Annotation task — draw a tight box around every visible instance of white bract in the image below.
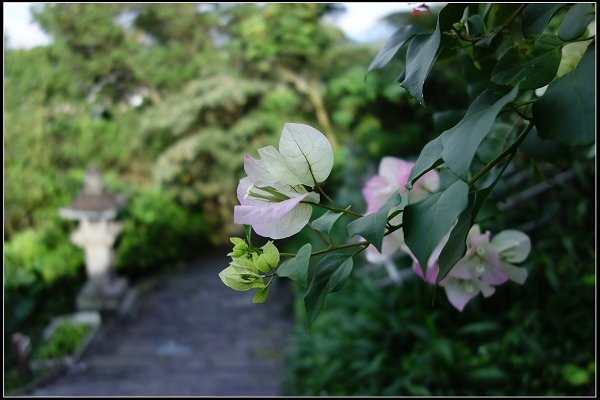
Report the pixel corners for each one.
[234,123,333,239]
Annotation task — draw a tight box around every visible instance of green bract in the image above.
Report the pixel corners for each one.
[218,257,265,292]
[220,236,280,300]
[252,241,280,273]
[229,237,249,258]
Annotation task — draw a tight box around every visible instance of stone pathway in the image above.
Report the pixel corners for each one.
[31,252,294,396]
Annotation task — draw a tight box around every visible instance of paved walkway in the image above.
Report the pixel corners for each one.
[32,252,294,396]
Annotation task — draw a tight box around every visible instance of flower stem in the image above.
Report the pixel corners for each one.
[315,184,334,203]
[280,223,403,258]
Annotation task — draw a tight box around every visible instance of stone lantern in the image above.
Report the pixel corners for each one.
[60,168,133,312]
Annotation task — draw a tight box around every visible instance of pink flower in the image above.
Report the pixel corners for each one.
[363,157,440,213]
[411,225,530,312]
[362,156,440,266]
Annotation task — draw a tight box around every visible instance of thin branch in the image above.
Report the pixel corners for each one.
[468,121,535,186]
[316,185,334,203]
[309,224,331,247]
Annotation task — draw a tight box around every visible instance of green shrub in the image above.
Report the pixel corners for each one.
[114,189,210,275]
[4,223,85,333]
[283,160,595,396]
[36,321,90,360]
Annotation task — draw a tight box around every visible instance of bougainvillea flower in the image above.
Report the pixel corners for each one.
[410,231,450,285]
[246,123,334,188]
[363,156,439,213]
[439,225,530,311]
[234,123,333,239]
[234,177,319,239]
[363,156,440,268]
[490,229,531,284]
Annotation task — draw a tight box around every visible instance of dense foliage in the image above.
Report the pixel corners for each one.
[216,3,595,395]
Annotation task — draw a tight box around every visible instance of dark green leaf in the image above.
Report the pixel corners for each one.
[441,86,520,179]
[433,110,466,135]
[276,243,311,287]
[400,30,440,105]
[464,57,498,98]
[392,4,465,105]
[408,135,444,187]
[521,3,567,37]
[558,3,595,41]
[481,3,494,21]
[533,45,595,146]
[311,211,343,235]
[437,196,475,283]
[466,15,485,37]
[347,192,403,252]
[304,254,353,326]
[367,25,422,72]
[474,31,499,48]
[492,34,564,89]
[486,3,523,31]
[403,180,469,272]
[438,4,469,32]
[520,126,568,162]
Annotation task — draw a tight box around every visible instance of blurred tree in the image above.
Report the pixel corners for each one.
[223,3,347,147]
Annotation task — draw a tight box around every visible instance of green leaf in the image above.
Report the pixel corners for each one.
[403,180,469,272]
[243,225,253,244]
[304,254,354,326]
[368,25,422,72]
[437,196,475,283]
[218,264,264,292]
[441,86,520,179]
[481,3,494,21]
[521,3,567,37]
[486,3,522,31]
[400,29,440,106]
[347,192,403,252]
[407,135,444,187]
[311,211,343,235]
[475,32,499,48]
[558,3,595,41]
[276,243,311,287]
[230,237,246,247]
[388,3,464,105]
[533,45,595,146]
[252,286,269,304]
[466,15,485,37]
[491,34,564,90]
[520,126,568,162]
[254,241,280,273]
[433,110,466,135]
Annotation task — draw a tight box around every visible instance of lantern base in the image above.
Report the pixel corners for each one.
[77,277,136,314]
